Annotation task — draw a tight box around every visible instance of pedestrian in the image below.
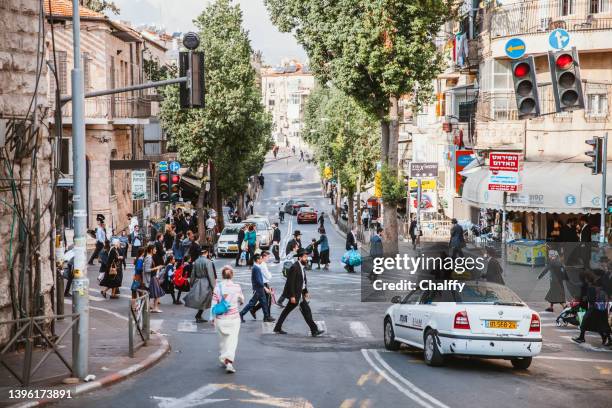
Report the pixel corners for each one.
[285,230,303,256]
[248,199,254,215]
[316,228,330,270]
[578,217,592,269]
[172,255,191,304]
[362,209,370,230]
[318,211,325,231]
[272,222,281,263]
[299,150,304,161]
[100,240,124,299]
[212,265,244,373]
[236,225,247,267]
[143,244,164,313]
[97,241,110,289]
[240,254,275,323]
[153,233,165,268]
[131,247,145,300]
[173,232,185,264]
[278,204,285,223]
[537,250,566,312]
[184,248,216,323]
[251,251,274,318]
[259,173,265,189]
[345,227,358,273]
[88,219,107,264]
[130,225,144,258]
[572,272,611,346]
[277,243,299,308]
[163,224,175,251]
[409,219,418,250]
[187,231,202,262]
[449,218,466,259]
[369,227,384,280]
[273,249,324,337]
[307,238,320,269]
[292,145,296,155]
[560,218,578,264]
[245,224,257,266]
[128,213,139,235]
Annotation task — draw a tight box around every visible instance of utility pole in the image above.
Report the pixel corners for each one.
[600,132,608,244]
[70,0,89,379]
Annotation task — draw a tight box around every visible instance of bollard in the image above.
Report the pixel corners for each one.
[143,295,150,343]
[128,304,134,358]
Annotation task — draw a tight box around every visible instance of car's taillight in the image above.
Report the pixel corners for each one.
[453,311,470,330]
[529,313,540,332]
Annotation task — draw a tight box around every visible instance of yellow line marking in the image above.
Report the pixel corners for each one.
[339,399,356,408]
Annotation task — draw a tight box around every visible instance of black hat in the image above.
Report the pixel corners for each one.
[295,248,308,257]
[293,230,301,237]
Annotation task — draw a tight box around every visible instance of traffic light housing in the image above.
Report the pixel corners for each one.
[158,172,170,202]
[548,47,584,112]
[511,56,540,119]
[607,196,612,214]
[179,51,205,109]
[169,172,181,202]
[584,137,603,175]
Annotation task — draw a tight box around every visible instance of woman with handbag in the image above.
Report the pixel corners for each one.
[143,244,164,312]
[211,265,244,373]
[100,240,124,299]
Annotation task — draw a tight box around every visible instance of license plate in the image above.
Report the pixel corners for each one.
[486,320,517,329]
[229,245,238,250]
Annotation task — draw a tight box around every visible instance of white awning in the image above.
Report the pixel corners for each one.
[462,162,612,214]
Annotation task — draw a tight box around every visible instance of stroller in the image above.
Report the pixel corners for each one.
[555,299,583,327]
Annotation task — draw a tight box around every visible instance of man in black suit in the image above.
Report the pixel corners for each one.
[273,249,324,337]
[235,225,246,267]
[272,223,281,263]
[285,230,302,256]
[345,227,358,273]
[579,217,592,269]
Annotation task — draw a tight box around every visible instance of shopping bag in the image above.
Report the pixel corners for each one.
[342,249,362,266]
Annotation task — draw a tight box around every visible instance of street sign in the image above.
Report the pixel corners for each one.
[169,161,181,172]
[131,170,147,200]
[505,38,526,59]
[488,171,522,192]
[549,29,570,50]
[489,152,523,172]
[410,162,438,178]
[158,161,168,172]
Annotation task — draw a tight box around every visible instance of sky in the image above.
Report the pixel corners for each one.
[112,0,307,65]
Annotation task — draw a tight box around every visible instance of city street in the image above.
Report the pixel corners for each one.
[59,156,612,408]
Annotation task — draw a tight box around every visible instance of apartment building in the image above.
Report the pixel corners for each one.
[45,0,166,233]
[261,60,315,145]
[408,0,612,241]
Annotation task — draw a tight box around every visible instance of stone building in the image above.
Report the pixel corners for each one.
[0,0,55,337]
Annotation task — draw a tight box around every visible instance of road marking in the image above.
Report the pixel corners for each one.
[152,384,228,408]
[150,319,163,332]
[350,321,373,338]
[360,349,445,408]
[535,355,612,363]
[356,371,383,386]
[340,399,357,408]
[177,320,198,333]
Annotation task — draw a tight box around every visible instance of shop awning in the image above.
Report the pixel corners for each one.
[462,162,612,214]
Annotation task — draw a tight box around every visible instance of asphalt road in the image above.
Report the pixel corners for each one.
[59,153,612,408]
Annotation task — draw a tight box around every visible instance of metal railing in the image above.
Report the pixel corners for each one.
[482,0,612,39]
[128,289,150,358]
[54,96,153,120]
[0,313,80,386]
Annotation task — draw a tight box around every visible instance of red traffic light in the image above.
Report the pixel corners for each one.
[555,53,573,70]
[513,62,530,78]
[171,175,180,183]
[159,174,169,183]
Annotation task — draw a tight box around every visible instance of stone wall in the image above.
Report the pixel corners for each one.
[0,0,55,340]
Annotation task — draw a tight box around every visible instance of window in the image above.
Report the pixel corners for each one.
[83,52,91,91]
[560,0,575,16]
[493,59,512,91]
[586,93,609,117]
[289,93,301,105]
[268,99,275,107]
[401,290,423,304]
[58,51,68,95]
[590,0,610,13]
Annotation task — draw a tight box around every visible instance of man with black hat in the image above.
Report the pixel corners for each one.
[273,249,324,337]
[88,218,107,265]
[272,223,282,263]
[285,230,303,256]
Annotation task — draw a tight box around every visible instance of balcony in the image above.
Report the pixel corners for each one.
[53,96,154,124]
[482,0,612,39]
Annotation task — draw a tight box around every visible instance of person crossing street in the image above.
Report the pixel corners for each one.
[272,223,281,263]
[239,254,275,323]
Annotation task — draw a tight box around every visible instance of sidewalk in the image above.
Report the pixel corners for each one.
[0,302,169,407]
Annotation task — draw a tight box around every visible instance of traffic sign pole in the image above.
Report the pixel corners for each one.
[601,133,608,244]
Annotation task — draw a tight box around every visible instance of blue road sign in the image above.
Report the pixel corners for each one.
[505,38,526,59]
[169,161,181,172]
[158,161,168,172]
[549,29,570,49]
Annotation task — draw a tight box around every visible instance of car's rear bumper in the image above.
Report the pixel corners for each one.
[217,245,239,255]
[438,333,542,357]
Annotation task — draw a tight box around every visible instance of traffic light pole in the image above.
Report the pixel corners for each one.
[601,133,608,244]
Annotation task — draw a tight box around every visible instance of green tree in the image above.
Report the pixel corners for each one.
[82,0,120,15]
[160,0,272,236]
[304,86,380,226]
[265,0,453,252]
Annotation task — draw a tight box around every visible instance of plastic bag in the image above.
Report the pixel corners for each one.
[342,249,362,266]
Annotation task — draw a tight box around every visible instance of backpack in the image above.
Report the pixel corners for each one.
[173,264,187,287]
[282,259,293,278]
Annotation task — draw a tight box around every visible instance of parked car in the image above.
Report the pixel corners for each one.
[284,199,308,215]
[383,281,542,369]
[297,207,318,224]
[245,215,273,249]
[215,223,244,257]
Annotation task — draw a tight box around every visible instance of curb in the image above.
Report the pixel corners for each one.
[11,334,170,408]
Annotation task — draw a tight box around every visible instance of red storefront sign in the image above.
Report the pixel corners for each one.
[489,152,523,172]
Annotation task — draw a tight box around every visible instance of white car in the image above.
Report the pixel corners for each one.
[215,223,244,256]
[383,281,542,369]
[245,215,273,249]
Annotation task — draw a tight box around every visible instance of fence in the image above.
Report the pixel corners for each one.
[0,313,80,386]
[128,290,150,358]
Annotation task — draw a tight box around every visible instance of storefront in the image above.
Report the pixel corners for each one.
[462,162,612,242]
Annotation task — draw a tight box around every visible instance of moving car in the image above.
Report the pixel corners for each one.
[297,207,318,224]
[284,199,309,215]
[245,215,273,249]
[383,281,542,369]
[215,223,244,256]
